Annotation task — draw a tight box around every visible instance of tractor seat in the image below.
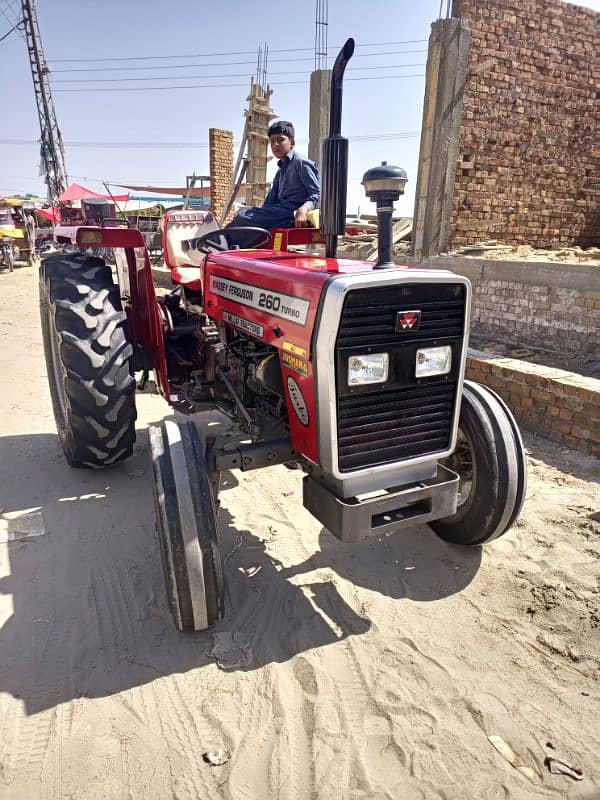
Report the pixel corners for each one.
[171,266,203,289]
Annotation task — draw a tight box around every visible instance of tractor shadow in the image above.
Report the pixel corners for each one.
[0,427,366,712]
[205,469,482,672]
[210,502,371,671]
[0,424,479,713]
[213,503,481,673]
[281,524,482,604]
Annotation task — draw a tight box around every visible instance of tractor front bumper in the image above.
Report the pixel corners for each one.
[302,464,459,543]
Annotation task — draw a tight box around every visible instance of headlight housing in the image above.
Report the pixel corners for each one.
[415,345,452,378]
[347,353,389,386]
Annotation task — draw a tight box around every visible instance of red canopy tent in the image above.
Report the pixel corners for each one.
[38,207,60,223]
[38,184,130,224]
[57,183,129,203]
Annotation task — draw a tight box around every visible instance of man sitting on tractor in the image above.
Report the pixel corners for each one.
[226,120,320,246]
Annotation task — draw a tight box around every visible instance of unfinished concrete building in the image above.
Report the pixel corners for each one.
[410,0,599,457]
[413,0,599,259]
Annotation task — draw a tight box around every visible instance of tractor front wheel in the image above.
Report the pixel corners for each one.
[149,419,225,631]
[430,381,527,546]
[40,252,137,468]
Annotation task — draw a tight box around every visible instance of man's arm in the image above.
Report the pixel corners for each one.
[294,159,320,227]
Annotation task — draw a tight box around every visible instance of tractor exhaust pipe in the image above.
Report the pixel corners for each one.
[320,38,355,259]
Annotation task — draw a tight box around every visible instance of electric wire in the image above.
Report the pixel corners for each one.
[49,49,427,73]
[0,16,22,42]
[52,62,425,83]
[0,0,24,40]
[53,74,425,92]
[0,132,421,149]
[46,39,429,63]
[0,1,15,25]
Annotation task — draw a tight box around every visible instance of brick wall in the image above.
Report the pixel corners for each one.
[471,280,600,352]
[467,351,600,456]
[209,128,234,223]
[450,0,599,249]
[420,256,600,354]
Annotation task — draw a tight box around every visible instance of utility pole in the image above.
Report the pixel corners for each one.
[21,0,68,204]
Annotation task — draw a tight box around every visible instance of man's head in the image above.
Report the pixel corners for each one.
[268,120,295,160]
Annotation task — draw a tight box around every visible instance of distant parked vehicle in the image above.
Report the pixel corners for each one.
[128,214,164,264]
[0,234,14,271]
[0,198,31,266]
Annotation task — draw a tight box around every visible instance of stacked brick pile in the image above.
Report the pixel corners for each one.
[467,352,600,456]
[450,0,599,249]
[209,128,234,222]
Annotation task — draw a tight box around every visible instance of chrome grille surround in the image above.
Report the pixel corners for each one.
[312,269,471,497]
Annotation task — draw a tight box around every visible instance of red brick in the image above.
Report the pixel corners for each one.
[558,406,574,421]
[571,424,592,439]
[551,419,573,435]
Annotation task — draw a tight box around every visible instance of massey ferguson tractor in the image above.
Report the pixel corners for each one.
[40,40,526,632]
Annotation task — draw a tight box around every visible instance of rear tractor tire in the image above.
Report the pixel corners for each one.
[40,252,137,468]
[430,380,527,546]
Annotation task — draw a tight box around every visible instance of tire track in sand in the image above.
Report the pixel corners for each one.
[8,538,73,789]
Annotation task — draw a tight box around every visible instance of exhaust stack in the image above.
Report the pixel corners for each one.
[320,38,355,259]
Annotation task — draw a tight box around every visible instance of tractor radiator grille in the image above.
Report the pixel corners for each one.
[336,382,456,471]
[335,284,465,472]
[337,284,465,348]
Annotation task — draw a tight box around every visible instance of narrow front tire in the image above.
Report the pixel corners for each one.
[430,381,527,545]
[149,419,225,632]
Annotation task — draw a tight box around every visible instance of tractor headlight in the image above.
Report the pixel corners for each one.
[415,345,452,378]
[347,353,389,386]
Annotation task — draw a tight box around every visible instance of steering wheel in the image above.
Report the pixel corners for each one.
[184,226,272,254]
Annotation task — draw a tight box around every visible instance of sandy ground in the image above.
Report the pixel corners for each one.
[0,263,599,800]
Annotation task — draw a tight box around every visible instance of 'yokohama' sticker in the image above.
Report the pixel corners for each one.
[282,352,309,376]
[223,311,264,338]
[286,377,309,426]
[209,275,310,325]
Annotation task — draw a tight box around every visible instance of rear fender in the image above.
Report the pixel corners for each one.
[114,245,169,400]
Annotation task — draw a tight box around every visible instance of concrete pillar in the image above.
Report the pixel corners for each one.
[245,81,275,208]
[412,18,470,260]
[308,69,331,165]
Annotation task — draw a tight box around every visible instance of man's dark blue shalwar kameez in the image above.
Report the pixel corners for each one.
[229,150,320,239]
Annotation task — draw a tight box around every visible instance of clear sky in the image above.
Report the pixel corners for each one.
[1,0,598,216]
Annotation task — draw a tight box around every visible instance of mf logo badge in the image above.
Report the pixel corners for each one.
[395,310,421,332]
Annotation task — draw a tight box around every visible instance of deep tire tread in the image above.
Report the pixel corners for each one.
[40,252,136,468]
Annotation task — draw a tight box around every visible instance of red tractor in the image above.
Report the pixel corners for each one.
[40,40,526,632]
